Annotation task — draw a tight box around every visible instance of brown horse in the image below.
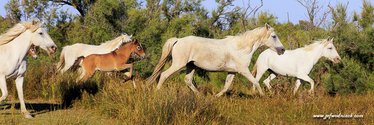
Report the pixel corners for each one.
[72,38,146,88]
[28,44,38,60]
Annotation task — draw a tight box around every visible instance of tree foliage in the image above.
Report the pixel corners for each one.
[1,0,373,94]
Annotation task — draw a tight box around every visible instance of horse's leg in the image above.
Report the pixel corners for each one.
[118,64,137,89]
[76,67,94,83]
[237,68,265,96]
[261,73,277,93]
[60,58,74,74]
[0,77,8,102]
[293,79,303,95]
[157,62,185,90]
[15,76,33,118]
[119,64,133,81]
[252,66,269,93]
[216,72,235,97]
[76,68,85,82]
[184,64,199,93]
[297,74,315,93]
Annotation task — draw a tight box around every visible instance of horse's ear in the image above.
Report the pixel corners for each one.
[326,36,330,41]
[331,37,334,43]
[265,23,270,30]
[41,19,45,26]
[133,38,138,44]
[32,18,40,25]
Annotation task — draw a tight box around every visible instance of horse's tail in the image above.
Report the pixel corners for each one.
[71,56,85,72]
[146,37,178,86]
[56,46,68,71]
[248,62,258,88]
[252,62,258,78]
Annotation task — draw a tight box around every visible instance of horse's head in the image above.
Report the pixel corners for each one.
[28,44,38,60]
[131,38,146,59]
[262,23,285,55]
[29,19,57,54]
[322,37,341,63]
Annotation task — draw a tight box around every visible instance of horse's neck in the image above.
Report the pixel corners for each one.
[100,39,121,50]
[115,43,132,59]
[304,45,324,65]
[3,31,32,61]
[246,40,263,55]
[234,40,262,67]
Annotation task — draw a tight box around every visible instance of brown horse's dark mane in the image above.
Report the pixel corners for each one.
[111,39,133,53]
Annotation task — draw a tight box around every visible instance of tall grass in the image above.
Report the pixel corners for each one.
[1,55,373,124]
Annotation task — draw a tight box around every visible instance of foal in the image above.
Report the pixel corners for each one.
[28,44,38,59]
[72,38,146,88]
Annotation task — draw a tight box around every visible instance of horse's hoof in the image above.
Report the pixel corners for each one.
[24,114,34,118]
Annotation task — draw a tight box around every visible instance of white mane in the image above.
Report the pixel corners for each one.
[100,33,132,50]
[0,19,42,46]
[302,38,330,52]
[224,27,271,51]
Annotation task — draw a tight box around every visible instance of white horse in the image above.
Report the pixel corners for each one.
[0,18,57,118]
[251,37,341,95]
[56,34,132,74]
[147,24,285,96]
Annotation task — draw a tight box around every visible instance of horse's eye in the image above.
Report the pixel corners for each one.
[328,47,332,50]
[272,35,276,39]
[137,46,141,50]
[39,32,43,35]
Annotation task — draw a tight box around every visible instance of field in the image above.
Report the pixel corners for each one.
[1,59,373,124]
[1,0,374,124]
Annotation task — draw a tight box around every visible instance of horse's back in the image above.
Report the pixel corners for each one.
[67,43,111,57]
[83,52,117,71]
[259,49,305,77]
[172,36,237,72]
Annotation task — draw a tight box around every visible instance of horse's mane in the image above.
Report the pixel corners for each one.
[225,26,271,50]
[0,19,41,46]
[99,34,132,50]
[110,36,135,53]
[302,38,330,52]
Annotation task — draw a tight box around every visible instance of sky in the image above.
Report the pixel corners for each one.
[0,0,370,24]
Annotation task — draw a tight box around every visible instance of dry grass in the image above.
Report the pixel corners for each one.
[1,57,373,124]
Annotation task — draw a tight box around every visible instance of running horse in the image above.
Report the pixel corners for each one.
[0,18,57,118]
[56,34,132,74]
[146,24,285,96]
[250,37,341,95]
[72,38,146,89]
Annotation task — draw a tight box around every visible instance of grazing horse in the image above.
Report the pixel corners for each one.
[56,34,132,74]
[28,44,38,59]
[72,38,146,89]
[0,18,57,118]
[251,37,341,95]
[146,24,285,96]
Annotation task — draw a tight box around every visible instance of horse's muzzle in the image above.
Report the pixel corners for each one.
[32,55,38,60]
[276,47,285,55]
[48,45,57,53]
[141,55,146,59]
[334,57,341,63]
